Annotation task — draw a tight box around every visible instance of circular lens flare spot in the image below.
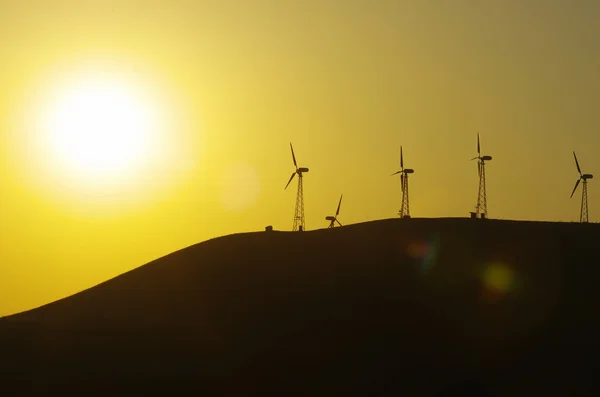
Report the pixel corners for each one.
[407,242,429,259]
[407,235,439,274]
[481,263,515,302]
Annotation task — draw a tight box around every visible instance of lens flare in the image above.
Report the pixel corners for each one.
[481,262,515,302]
[407,234,439,274]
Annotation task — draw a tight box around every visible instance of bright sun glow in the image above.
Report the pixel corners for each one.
[38,72,163,188]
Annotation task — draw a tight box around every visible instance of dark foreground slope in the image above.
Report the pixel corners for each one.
[1,218,599,396]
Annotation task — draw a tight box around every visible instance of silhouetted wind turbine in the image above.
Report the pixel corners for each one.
[570,151,593,223]
[285,143,309,231]
[325,194,343,228]
[391,146,414,218]
[471,133,492,218]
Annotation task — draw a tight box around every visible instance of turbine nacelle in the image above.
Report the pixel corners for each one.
[471,155,492,161]
[298,167,309,173]
[583,174,594,180]
[391,169,415,176]
[325,216,335,221]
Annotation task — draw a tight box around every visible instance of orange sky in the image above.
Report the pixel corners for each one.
[1,1,599,316]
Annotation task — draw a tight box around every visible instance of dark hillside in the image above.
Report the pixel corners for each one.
[1,218,599,396]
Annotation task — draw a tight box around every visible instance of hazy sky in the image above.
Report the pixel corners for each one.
[1,0,599,316]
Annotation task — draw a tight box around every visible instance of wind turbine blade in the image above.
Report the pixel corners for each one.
[401,174,404,191]
[470,156,479,161]
[290,143,297,168]
[400,146,404,169]
[336,219,343,227]
[336,194,343,216]
[570,178,581,198]
[573,151,581,175]
[477,133,481,155]
[285,172,296,189]
[390,170,402,176]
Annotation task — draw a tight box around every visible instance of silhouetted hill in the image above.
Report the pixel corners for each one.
[1,218,599,396]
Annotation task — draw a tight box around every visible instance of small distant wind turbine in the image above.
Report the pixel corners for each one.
[570,151,593,223]
[285,143,309,231]
[471,133,492,218]
[325,194,343,228]
[391,146,414,218]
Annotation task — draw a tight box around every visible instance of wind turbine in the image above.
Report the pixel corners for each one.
[471,133,492,219]
[285,143,309,231]
[570,151,593,223]
[391,146,414,218]
[325,194,343,228]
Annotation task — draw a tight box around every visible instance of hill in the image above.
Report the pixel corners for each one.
[1,218,599,396]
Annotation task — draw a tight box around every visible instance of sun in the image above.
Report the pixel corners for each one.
[38,72,164,188]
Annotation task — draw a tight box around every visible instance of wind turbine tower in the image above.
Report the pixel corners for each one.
[471,133,492,219]
[391,146,414,218]
[570,151,593,223]
[285,143,309,231]
[325,194,343,228]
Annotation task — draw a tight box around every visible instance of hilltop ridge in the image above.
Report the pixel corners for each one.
[1,218,599,396]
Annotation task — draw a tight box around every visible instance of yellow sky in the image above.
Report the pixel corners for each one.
[1,0,599,316]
